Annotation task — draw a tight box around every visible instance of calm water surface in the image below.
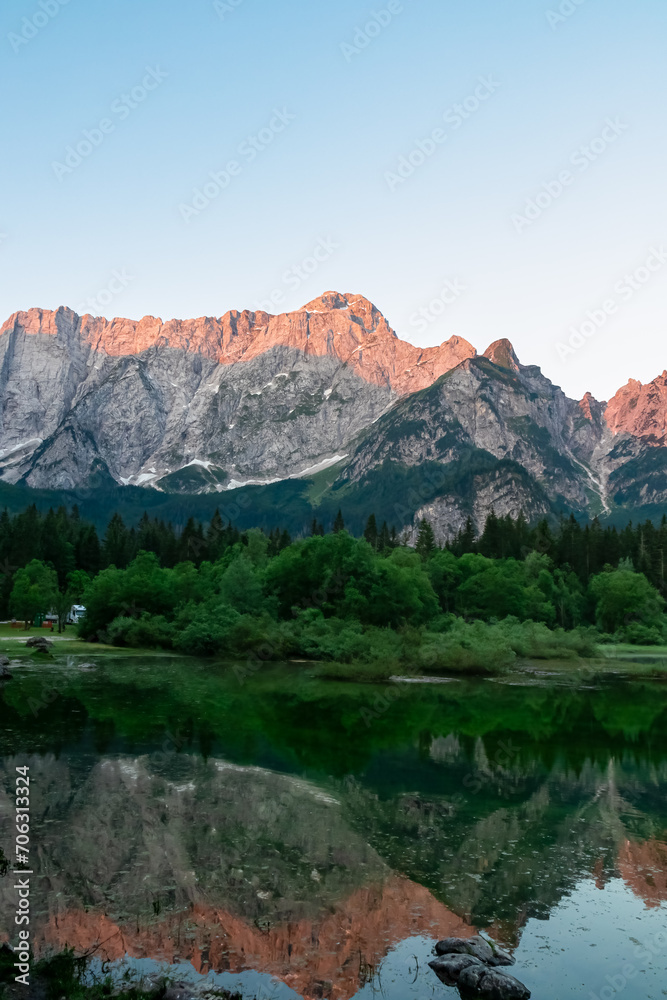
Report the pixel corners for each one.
[1,655,667,1000]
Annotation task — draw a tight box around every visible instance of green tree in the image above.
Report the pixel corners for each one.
[103,514,132,568]
[415,518,437,560]
[333,509,345,533]
[9,560,58,628]
[364,514,378,550]
[427,550,463,613]
[589,568,665,634]
[219,557,263,614]
[206,509,226,561]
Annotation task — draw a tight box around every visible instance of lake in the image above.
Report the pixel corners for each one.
[1,654,667,999]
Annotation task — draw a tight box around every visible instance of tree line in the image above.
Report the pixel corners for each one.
[2,503,667,666]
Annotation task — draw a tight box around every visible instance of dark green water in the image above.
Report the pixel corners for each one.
[1,655,667,1000]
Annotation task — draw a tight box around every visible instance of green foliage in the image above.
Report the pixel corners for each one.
[218,556,264,613]
[105,613,175,649]
[174,601,242,656]
[589,568,665,633]
[3,499,667,672]
[616,622,665,646]
[415,518,437,559]
[290,609,402,667]
[9,559,58,625]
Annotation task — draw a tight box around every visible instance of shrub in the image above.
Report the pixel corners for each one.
[495,617,597,659]
[615,622,665,646]
[104,613,174,649]
[174,601,241,656]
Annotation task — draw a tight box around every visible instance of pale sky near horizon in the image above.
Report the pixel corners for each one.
[1,0,666,402]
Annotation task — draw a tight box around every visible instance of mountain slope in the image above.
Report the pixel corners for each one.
[0,295,474,491]
[2,292,667,537]
[323,344,598,538]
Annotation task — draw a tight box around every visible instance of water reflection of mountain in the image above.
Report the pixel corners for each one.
[0,754,472,1000]
[344,744,667,937]
[1,663,667,998]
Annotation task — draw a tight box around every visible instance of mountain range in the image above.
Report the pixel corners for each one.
[1,292,666,539]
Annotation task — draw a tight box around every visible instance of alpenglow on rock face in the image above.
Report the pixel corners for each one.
[1,290,667,535]
[0,294,475,493]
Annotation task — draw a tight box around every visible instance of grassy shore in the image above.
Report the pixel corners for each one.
[3,625,667,681]
[0,624,177,658]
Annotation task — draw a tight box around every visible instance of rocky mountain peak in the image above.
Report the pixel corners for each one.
[482,339,521,371]
[579,392,597,421]
[605,371,667,444]
[301,291,357,312]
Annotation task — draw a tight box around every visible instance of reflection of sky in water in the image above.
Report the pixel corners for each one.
[96,880,667,1000]
[88,958,302,1000]
[352,881,667,1000]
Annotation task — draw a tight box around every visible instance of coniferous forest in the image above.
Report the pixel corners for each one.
[3,503,667,674]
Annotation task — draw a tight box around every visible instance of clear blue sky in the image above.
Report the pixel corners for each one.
[2,0,666,400]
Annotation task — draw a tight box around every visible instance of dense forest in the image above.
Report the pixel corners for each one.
[2,503,667,672]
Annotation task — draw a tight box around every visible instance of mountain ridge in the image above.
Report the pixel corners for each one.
[2,291,667,538]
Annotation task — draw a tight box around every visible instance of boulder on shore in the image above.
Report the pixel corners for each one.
[25,636,54,651]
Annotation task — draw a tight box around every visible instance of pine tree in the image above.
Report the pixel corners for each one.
[363,514,379,549]
[103,513,131,568]
[479,509,503,558]
[458,517,476,555]
[179,518,205,564]
[415,518,437,559]
[378,520,391,552]
[206,509,225,561]
[333,509,345,533]
[279,529,292,550]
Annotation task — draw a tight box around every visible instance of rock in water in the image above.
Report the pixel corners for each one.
[0,665,12,680]
[429,954,485,985]
[435,935,514,967]
[458,965,531,999]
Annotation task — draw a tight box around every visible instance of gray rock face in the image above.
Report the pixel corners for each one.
[341,353,631,540]
[2,306,666,536]
[0,311,394,491]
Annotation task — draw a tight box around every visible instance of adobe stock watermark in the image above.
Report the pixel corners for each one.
[512,118,628,233]
[75,268,135,316]
[546,0,590,31]
[213,0,245,20]
[340,1,404,63]
[179,108,296,224]
[384,77,501,192]
[52,66,168,181]
[407,278,466,335]
[589,928,667,1000]
[556,246,667,361]
[253,237,340,313]
[8,0,73,55]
